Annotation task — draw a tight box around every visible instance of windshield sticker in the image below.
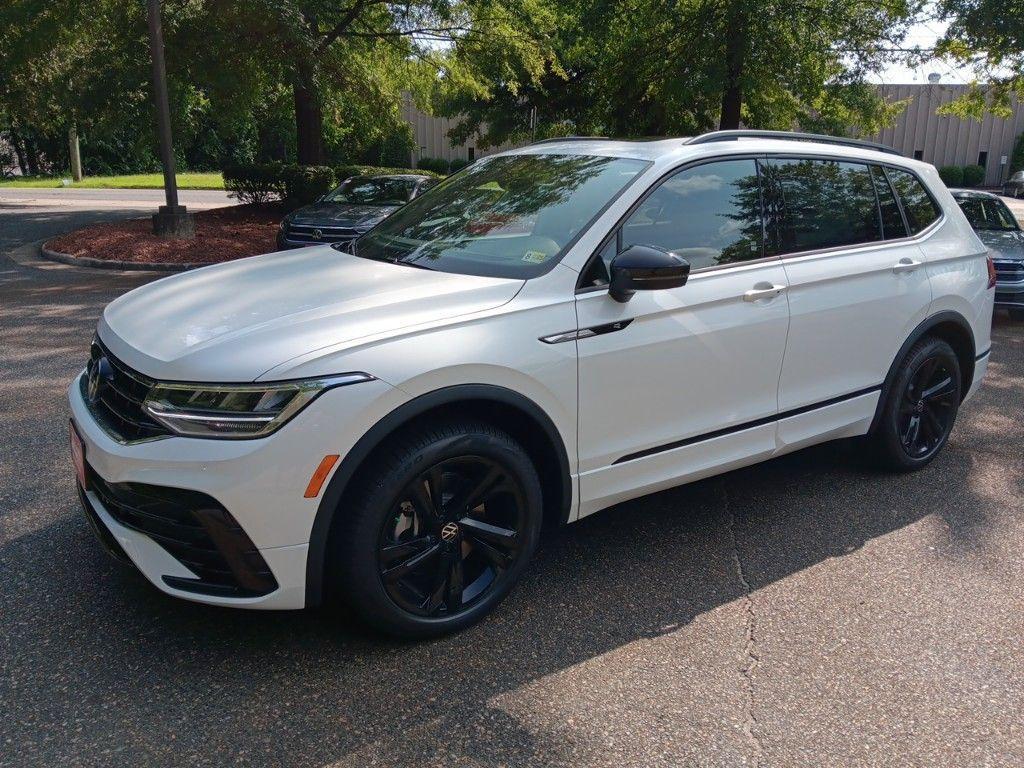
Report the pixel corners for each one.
[522,250,550,263]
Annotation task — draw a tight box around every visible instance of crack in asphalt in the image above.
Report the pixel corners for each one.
[724,482,764,768]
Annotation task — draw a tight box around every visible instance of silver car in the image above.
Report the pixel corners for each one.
[1003,170,1024,199]
[951,188,1024,319]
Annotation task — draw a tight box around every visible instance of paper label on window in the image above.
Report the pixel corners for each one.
[522,250,549,263]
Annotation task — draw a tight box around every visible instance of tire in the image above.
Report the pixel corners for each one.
[869,336,961,472]
[334,420,542,638]
[1009,308,1024,321]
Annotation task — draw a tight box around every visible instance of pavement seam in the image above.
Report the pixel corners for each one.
[724,481,764,768]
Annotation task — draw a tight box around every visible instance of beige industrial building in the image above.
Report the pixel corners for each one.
[405,85,1024,187]
[869,84,1024,186]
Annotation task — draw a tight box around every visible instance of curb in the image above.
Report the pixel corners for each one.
[39,242,203,272]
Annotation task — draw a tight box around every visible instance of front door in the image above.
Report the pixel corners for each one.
[573,157,791,516]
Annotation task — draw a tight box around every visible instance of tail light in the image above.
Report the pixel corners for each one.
[986,253,997,289]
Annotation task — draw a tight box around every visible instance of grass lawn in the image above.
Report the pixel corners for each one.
[0,172,224,190]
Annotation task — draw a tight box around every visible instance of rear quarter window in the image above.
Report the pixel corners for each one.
[885,168,941,234]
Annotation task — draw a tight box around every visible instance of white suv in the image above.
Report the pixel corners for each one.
[69,131,995,637]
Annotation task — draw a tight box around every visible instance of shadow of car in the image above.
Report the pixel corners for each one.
[276,174,438,250]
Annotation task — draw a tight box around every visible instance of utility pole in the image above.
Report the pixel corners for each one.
[146,0,194,237]
[68,124,83,182]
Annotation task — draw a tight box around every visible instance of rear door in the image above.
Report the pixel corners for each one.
[574,157,791,515]
[764,157,934,448]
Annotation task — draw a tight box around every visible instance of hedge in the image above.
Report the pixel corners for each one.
[937,165,963,187]
[1011,132,1024,174]
[961,164,985,187]
[224,163,442,207]
[415,156,452,174]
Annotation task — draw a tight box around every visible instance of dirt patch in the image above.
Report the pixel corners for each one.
[44,204,285,265]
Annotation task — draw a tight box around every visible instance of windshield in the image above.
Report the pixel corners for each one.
[956,197,1020,232]
[346,153,650,278]
[324,176,417,206]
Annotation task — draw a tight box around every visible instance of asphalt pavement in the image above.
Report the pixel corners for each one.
[1,193,1022,767]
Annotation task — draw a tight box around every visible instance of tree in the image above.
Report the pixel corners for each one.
[934,0,1024,119]
[435,0,921,145]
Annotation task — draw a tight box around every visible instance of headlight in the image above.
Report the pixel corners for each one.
[141,373,373,439]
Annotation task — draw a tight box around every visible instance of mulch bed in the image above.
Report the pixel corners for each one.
[44,203,286,265]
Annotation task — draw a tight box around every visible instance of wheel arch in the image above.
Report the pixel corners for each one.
[869,310,979,433]
[305,384,573,607]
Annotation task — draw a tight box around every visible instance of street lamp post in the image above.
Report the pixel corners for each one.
[146,0,194,238]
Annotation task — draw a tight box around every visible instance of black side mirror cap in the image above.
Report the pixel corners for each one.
[609,244,690,303]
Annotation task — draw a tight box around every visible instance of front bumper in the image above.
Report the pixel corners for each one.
[69,371,398,609]
[994,262,1024,308]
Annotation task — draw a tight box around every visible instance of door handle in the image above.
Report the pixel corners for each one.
[892,258,922,274]
[743,284,787,302]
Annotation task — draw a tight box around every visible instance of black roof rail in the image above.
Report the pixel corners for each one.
[529,136,609,145]
[686,130,902,157]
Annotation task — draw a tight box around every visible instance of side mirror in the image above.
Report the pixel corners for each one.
[609,244,690,303]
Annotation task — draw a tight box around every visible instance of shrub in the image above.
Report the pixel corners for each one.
[961,164,985,187]
[280,164,336,206]
[415,156,451,174]
[449,158,471,172]
[937,165,964,187]
[334,164,442,182]
[223,163,286,204]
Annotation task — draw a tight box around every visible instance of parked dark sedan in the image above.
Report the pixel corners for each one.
[951,188,1024,320]
[277,174,437,249]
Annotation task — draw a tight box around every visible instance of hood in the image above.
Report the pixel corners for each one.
[974,228,1024,261]
[99,247,523,382]
[287,202,400,231]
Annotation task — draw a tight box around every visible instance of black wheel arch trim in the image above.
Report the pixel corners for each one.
[869,310,977,434]
[304,384,572,607]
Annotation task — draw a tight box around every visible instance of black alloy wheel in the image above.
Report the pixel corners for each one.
[378,456,526,618]
[335,421,542,637]
[897,355,959,460]
[870,336,961,471]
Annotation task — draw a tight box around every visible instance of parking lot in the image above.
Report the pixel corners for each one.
[1,198,1023,767]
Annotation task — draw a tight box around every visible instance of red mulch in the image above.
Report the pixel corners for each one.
[45,204,286,265]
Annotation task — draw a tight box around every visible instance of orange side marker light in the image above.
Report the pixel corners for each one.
[304,455,340,498]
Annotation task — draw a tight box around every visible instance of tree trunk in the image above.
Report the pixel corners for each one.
[10,129,29,175]
[23,134,40,176]
[719,3,747,130]
[293,60,325,165]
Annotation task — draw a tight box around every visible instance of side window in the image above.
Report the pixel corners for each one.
[871,165,908,239]
[620,159,764,270]
[763,158,881,255]
[886,168,941,234]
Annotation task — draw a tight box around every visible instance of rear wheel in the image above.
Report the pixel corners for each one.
[334,421,542,638]
[870,337,961,471]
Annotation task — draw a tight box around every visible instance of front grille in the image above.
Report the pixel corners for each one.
[993,261,1024,283]
[86,466,277,597]
[83,341,168,442]
[285,223,359,244]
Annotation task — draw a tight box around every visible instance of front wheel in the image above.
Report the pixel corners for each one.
[334,421,542,638]
[869,337,961,471]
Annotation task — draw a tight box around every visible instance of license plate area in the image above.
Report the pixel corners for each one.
[69,420,87,489]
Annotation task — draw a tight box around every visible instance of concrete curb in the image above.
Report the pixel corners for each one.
[39,242,202,272]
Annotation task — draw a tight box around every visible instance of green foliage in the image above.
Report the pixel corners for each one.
[961,164,985,187]
[281,165,337,206]
[223,163,287,204]
[416,157,452,174]
[335,165,441,181]
[935,0,1024,119]
[938,165,965,186]
[449,158,471,172]
[1010,133,1024,174]
[435,0,919,147]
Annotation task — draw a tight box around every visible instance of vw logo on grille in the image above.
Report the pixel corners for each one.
[313,228,323,241]
[87,356,113,403]
[440,522,459,542]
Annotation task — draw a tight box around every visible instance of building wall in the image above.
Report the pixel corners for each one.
[869,84,1024,186]
[400,94,525,166]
